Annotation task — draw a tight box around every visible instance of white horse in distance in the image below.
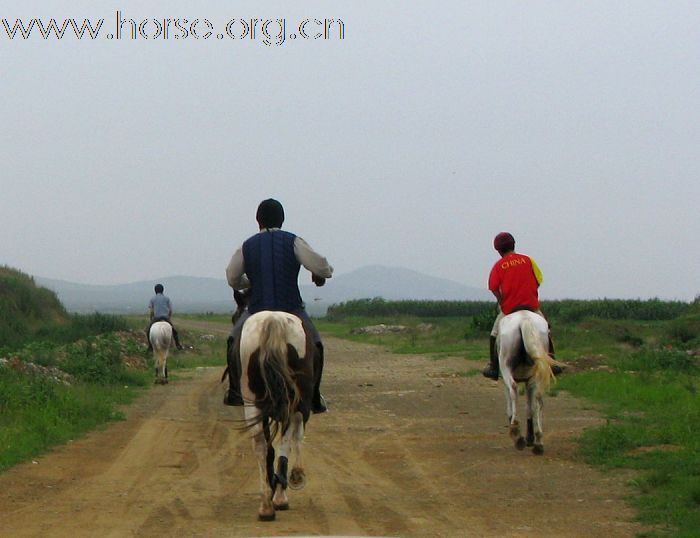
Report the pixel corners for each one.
[149,321,173,384]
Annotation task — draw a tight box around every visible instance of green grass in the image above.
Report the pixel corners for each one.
[315,315,488,361]
[0,367,149,471]
[0,322,227,471]
[558,366,700,536]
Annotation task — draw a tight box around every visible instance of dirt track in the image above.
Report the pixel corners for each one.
[0,322,645,537]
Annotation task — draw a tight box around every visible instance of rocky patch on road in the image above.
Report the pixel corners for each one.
[350,323,434,335]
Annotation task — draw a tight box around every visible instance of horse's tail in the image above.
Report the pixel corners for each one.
[521,316,554,394]
[253,315,300,440]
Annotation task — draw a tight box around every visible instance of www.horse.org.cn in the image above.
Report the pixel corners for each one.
[1,12,345,46]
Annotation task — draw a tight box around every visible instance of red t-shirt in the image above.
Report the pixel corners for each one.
[488,252,542,315]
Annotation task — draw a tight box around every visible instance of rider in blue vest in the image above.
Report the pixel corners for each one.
[225,199,333,413]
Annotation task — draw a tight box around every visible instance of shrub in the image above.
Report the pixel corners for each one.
[61,335,126,385]
[615,348,699,373]
[665,315,700,346]
[326,298,496,320]
[541,299,690,322]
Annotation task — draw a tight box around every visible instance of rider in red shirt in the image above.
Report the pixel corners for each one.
[482,232,561,380]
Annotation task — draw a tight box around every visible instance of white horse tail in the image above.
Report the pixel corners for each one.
[520,316,554,394]
[255,315,300,436]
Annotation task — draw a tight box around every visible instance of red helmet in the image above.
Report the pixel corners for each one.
[493,232,515,253]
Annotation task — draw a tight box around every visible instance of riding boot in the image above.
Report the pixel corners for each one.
[482,336,499,380]
[311,342,327,414]
[145,325,153,352]
[548,334,564,376]
[172,327,184,351]
[224,336,244,406]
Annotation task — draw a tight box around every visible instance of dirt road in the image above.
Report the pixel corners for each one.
[0,323,644,537]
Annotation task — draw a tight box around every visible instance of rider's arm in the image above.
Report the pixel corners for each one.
[530,257,544,286]
[294,237,333,279]
[226,247,251,290]
[488,264,503,306]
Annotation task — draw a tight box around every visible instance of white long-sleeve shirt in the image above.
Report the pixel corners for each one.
[226,228,333,291]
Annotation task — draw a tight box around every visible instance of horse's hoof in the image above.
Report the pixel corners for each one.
[515,437,526,450]
[533,444,544,455]
[289,467,306,490]
[258,512,275,521]
[526,436,535,447]
[273,502,289,511]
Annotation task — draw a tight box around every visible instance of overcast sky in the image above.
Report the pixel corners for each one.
[2,1,699,301]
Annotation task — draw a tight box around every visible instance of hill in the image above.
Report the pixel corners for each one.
[36,265,492,316]
[0,266,68,347]
[302,265,492,314]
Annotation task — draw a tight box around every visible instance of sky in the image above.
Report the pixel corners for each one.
[1,1,699,301]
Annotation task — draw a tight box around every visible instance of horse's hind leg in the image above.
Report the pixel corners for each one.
[246,408,275,521]
[526,383,535,447]
[502,372,525,450]
[526,381,544,454]
[154,351,163,384]
[288,412,306,490]
[532,392,545,455]
[272,413,300,510]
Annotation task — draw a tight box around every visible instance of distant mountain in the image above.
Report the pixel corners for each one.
[36,265,491,315]
[35,275,233,315]
[300,265,491,314]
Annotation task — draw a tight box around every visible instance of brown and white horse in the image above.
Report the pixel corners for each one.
[238,310,315,521]
[498,310,563,454]
[149,321,172,384]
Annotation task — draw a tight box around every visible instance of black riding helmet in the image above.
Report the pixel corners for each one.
[256,198,285,229]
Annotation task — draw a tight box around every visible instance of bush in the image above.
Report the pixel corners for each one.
[541,299,690,323]
[665,315,700,346]
[61,335,127,385]
[615,348,699,373]
[471,307,498,332]
[326,298,496,320]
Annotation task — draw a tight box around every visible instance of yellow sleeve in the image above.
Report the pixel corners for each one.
[530,258,543,285]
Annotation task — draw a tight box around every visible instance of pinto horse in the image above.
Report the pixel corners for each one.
[238,310,315,521]
[498,310,563,455]
[149,321,173,384]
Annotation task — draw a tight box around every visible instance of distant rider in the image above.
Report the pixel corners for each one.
[225,198,333,413]
[146,284,184,351]
[482,232,561,379]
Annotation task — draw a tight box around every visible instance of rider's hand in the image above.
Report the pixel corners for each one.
[312,274,326,287]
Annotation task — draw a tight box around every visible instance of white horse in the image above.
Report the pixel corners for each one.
[149,321,173,384]
[498,310,563,455]
[238,310,315,521]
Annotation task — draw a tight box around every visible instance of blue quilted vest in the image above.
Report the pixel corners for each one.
[242,230,303,314]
